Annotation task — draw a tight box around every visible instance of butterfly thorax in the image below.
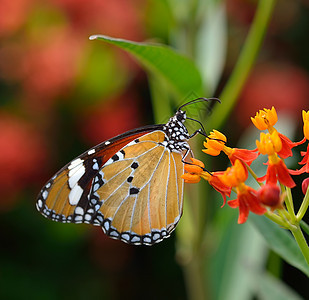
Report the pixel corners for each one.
[162,110,190,153]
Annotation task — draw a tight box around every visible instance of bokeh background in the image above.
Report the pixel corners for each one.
[0,0,309,299]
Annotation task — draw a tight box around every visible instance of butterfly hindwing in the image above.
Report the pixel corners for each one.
[89,131,184,244]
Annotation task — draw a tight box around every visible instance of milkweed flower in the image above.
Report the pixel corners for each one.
[251,106,278,130]
[218,160,266,224]
[251,106,301,158]
[203,130,258,165]
[256,131,295,188]
[182,158,231,205]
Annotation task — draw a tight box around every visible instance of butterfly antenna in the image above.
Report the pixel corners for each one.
[178,97,220,111]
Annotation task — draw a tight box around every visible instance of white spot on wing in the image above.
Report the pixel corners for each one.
[143,236,151,244]
[153,233,160,241]
[37,199,43,209]
[68,158,84,170]
[104,221,110,231]
[84,214,91,221]
[69,185,83,205]
[75,206,84,215]
[131,236,140,243]
[68,164,85,188]
[92,162,99,170]
[42,190,48,200]
[121,234,130,241]
[88,149,95,155]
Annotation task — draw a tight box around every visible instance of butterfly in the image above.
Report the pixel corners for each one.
[36,98,214,245]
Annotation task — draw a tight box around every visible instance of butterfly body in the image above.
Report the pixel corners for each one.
[36,110,194,245]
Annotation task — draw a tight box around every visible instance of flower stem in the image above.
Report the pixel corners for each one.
[283,186,297,223]
[291,225,309,266]
[246,164,263,186]
[296,183,309,221]
[300,220,309,236]
[264,211,292,229]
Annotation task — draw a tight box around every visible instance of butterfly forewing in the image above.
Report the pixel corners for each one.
[36,127,159,224]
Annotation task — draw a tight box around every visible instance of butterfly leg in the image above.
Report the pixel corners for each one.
[189,128,207,139]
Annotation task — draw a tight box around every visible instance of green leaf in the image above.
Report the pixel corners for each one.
[89,35,203,99]
[210,209,269,300]
[257,272,303,300]
[250,215,309,277]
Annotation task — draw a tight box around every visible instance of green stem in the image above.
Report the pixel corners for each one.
[207,0,277,130]
[291,225,309,267]
[284,187,297,223]
[296,183,309,221]
[264,211,293,229]
[246,164,263,186]
[300,220,309,236]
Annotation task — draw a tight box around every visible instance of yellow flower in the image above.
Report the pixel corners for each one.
[251,106,278,131]
[202,130,226,156]
[256,131,282,156]
[302,110,309,140]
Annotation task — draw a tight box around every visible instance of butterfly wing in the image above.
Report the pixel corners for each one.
[36,126,185,245]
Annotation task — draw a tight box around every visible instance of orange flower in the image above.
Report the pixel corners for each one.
[202,130,226,156]
[256,131,282,155]
[228,186,266,224]
[256,131,295,187]
[182,158,231,205]
[218,159,266,223]
[203,130,258,165]
[258,157,296,188]
[204,171,232,207]
[182,158,205,183]
[251,107,277,130]
[252,107,301,159]
[219,159,247,187]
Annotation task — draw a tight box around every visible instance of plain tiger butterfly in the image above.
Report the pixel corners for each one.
[36,98,217,245]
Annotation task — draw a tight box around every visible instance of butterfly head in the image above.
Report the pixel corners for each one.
[161,109,191,153]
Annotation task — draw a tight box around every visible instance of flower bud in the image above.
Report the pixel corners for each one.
[257,184,281,209]
[302,177,309,195]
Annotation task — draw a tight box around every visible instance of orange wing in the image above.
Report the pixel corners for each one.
[93,131,184,245]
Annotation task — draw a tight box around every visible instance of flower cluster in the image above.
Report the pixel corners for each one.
[182,107,309,225]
